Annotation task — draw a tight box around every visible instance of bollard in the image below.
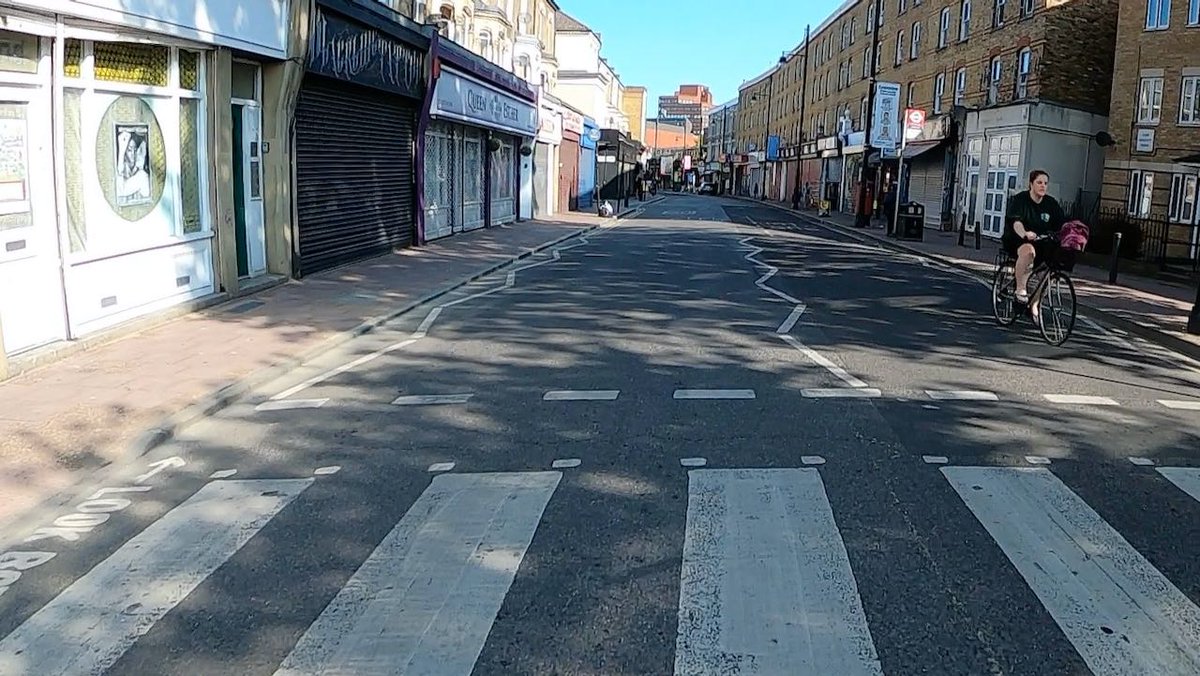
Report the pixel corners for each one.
[974,221,982,250]
[1108,232,1123,284]
[958,213,967,247]
[1188,279,1200,334]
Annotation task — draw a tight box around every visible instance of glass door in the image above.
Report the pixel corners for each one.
[0,84,65,354]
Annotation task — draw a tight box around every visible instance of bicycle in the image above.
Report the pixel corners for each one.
[991,234,1078,346]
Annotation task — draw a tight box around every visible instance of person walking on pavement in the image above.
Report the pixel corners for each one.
[883,184,897,236]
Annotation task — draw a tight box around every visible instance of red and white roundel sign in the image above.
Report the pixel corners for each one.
[905,109,925,130]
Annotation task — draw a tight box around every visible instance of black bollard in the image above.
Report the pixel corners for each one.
[1108,232,1123,284]
[1188,279,1200,335]
[974,221,982,250]
[958,213,967,247]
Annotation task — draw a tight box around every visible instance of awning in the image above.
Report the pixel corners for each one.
[902,139,946,160]
[1174,153,1200,165]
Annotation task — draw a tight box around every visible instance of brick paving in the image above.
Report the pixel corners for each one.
[0,211,619,527]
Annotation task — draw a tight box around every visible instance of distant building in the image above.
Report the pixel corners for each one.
[621,86,647,142]
[659,84,715,132]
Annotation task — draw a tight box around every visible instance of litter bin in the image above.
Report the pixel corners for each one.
[896,202,925,241]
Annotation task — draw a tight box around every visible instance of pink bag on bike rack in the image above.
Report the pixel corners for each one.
[1059,220,1090,252]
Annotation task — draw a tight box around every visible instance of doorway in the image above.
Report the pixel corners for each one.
[0,83,65,355]
[231,62,264,279]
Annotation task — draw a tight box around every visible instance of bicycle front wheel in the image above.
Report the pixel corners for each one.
[992,265,1018,326]
[1038,272,1077,346]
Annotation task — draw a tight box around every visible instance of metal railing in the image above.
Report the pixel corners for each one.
[1090,208,1200,278]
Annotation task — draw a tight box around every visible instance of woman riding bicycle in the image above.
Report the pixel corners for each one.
[1003,170,1066,303]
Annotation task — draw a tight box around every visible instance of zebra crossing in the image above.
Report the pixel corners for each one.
[2,463,1200,675]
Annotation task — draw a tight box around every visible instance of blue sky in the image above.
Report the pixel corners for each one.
[559,0,846,110]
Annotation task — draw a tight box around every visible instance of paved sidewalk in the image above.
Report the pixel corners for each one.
[739,197,1200,358]
[0,208,634,526]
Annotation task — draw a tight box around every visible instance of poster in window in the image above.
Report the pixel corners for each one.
[114,123,151,207]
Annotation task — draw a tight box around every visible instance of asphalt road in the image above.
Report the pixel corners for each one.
[2,194,1200,676]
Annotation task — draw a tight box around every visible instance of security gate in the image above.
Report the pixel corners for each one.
[490,135,517,225]
[423,121,485,241]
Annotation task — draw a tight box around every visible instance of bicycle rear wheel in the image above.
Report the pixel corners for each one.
[992,264,1018,326]
[1037,272,1077,346]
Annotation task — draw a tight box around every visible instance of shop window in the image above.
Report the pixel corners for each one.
[0,103,33,232]
[62,41,208,254]
[0,31,40,74]
[180,50,201,91]
[64,39,82,78]
[93,42,170,87]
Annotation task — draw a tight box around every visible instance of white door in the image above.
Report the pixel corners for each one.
[0,87,64,354]
[242,105,266,276]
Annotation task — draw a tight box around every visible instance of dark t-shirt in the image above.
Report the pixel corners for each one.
[1003,191,1065,245]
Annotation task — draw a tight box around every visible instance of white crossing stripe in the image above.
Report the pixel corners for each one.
[274,472,560,676]
[543,390,620,401]
[1043,394,1121,406]
[802,388,883,399]
[675,469,882,675]
[392,394,474,406]
[944,467,1200,675]
[256,398,329,411]
[1158,467,1200,503]
[0,479,312,676]
[673,389,756,400]
[925,390,999,401]
[1159,400,1200,411]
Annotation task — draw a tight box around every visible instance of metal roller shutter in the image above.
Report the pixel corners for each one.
[560,138,579,212]
[908,157,945,229]
[295,76,417,276]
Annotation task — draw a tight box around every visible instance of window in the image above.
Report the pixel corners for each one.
[994,0,1007,26]
[848,56,854,83]
[850,17,858,40]
[867,3,876,32]
[1181,76,1200,123]
[861,96,869,126]
[875,46,882,73]
[910,22,922,58]
[960,0,973,39]
[900,0,909,12]
[1146,0,1171,28]
[1169,173,1198,224]
[895,30,905,65]
[879,0,887,26]
[1128,170,1154,217]
[988,57,1002,104]
[1190,0,1199,25]
[1015,48,1031,98]
[1021,0,1035,17]
[1138,76,1164,123]
[934,72,946,113]
[863,47,872,77]
[907,81,916,108]
[939,8,951,46]
[955,67,967,104]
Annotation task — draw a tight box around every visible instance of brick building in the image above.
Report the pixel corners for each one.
[621,85,647,142]
[1101,0,1200,273]
[740,0,1119,231]
[659,84,715,132]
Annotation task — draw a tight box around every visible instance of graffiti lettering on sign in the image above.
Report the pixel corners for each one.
[309,9,424,97]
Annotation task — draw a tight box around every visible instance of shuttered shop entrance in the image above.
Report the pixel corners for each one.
[295,76,417,276]
[559,138,579,212]
[908,154,946,230]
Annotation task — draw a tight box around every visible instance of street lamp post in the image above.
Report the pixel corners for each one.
[855,0,885,228]
[790,24,811,208]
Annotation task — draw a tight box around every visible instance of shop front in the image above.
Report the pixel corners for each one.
[0,1,290,364]
[559,107,583,212]
[900,114,955,230]
[815,135,841,212]
[534,97,563,218]
[578,117,598,211]
[597,129,637,204]
[422,37,536,239]
[294,1,425,276]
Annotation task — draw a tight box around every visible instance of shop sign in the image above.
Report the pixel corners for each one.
[433,68,538,137]
[309,8,424,99]
[871,81,901,151]
[562,108,584,135]
[538,103,563,144]
[1135,128,1155,153]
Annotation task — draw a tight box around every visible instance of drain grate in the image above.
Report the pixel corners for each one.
[227,299,265,314]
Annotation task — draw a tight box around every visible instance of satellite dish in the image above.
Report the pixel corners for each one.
[1094,131,1116,147]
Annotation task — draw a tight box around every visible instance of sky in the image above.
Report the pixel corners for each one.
[559,0,846,111]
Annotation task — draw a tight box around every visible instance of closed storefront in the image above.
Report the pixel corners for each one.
[900,115,955,230]
[294,3,425,276]
[0,1,291,364]
[421,38,536,240]
[559,108,583,212]
[578,117,598,211]
[534,98,563,218]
